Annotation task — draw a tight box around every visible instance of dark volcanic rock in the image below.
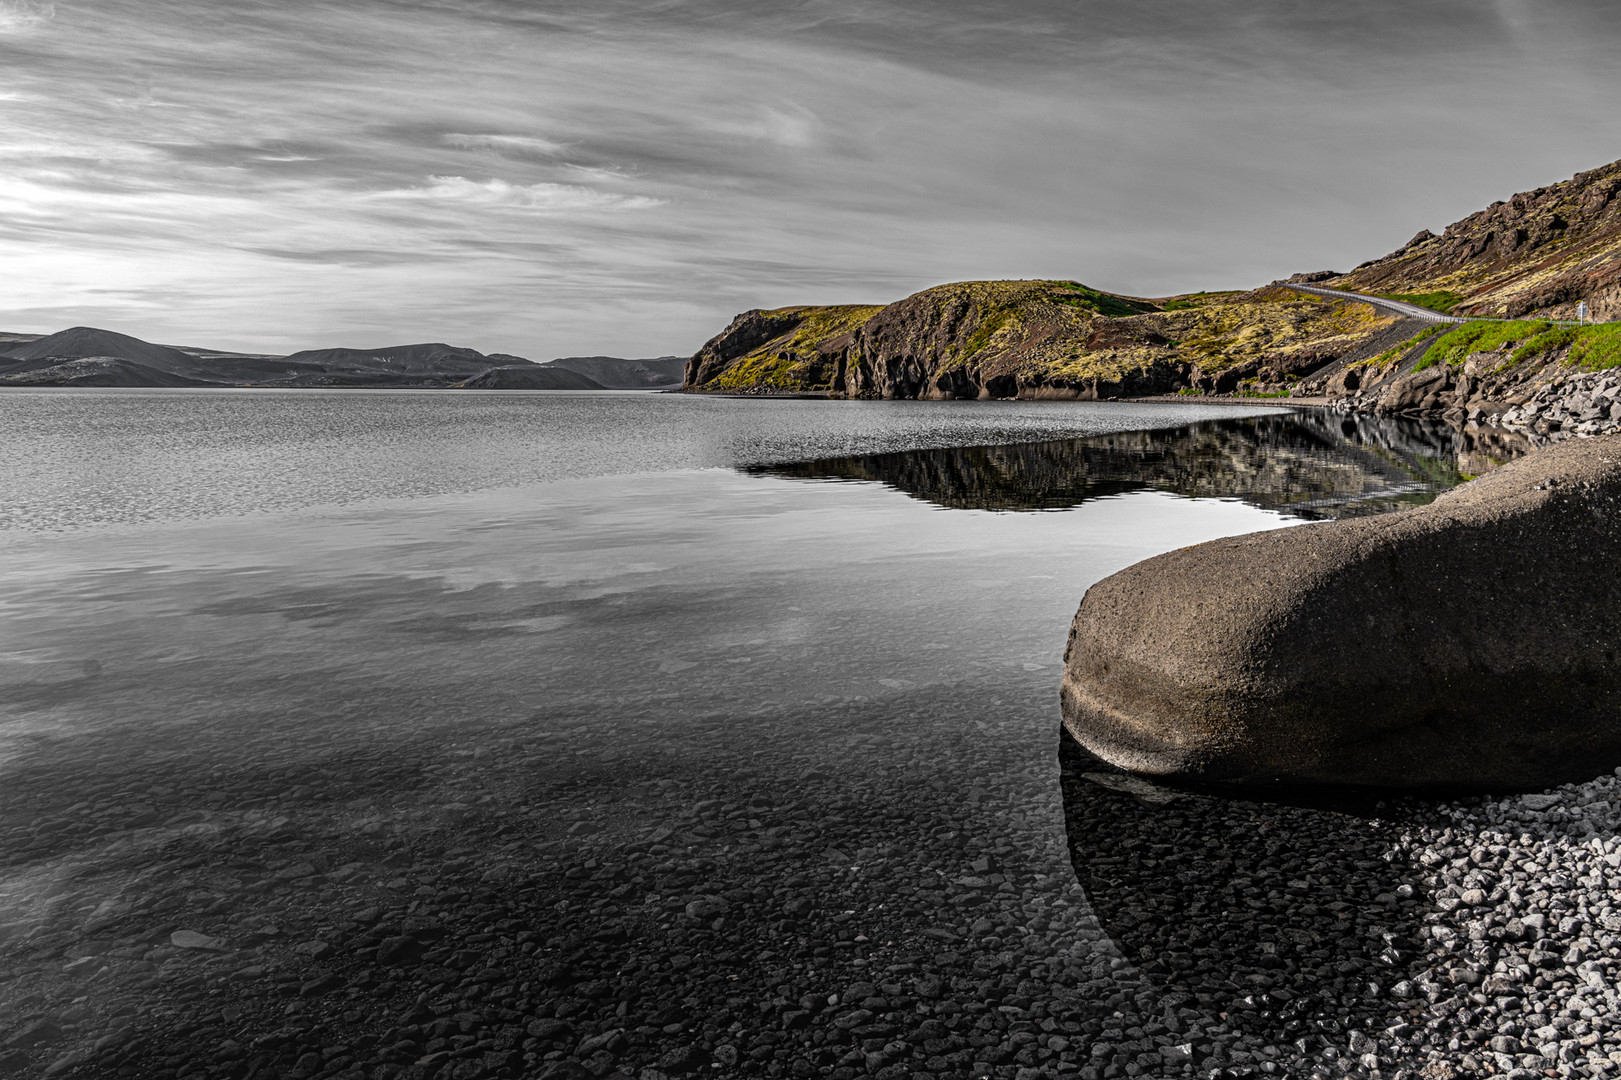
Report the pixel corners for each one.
[685,308,810,388]
[1061,434,1621,790]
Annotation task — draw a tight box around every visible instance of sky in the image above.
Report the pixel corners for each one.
[3,0,1620,359]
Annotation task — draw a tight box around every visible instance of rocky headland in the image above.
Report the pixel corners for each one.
[682,280,1402,401]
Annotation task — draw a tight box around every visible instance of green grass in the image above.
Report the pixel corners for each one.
[1379,291,1467,315]
[1413,320,1554,371]
[1362,325,1445,371]
[1510,325,1582,365]
[1411,320,1621,374]
[1568,324,1621,370]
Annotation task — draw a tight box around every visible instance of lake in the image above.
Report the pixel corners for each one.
[0,391,1498,1079]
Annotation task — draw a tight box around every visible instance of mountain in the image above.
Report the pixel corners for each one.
[1334,159,1621,321]
[539,355,684,389]
[683,279,1406,398]
[0,330,613,389]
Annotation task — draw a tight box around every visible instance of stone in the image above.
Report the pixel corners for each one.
[1062,435,1621,789]
[4,1021,62,1050]
[170,929,227,951]
[1375,365,1449,413]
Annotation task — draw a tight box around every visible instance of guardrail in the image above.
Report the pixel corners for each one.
[1278,283,1595,326]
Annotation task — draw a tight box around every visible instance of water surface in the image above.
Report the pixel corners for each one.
[0,392,1482,1079]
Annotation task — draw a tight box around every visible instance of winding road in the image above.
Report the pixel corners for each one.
[1280,283,1466,323]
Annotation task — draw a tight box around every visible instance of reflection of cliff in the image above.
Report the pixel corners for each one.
[753,412,1522,518]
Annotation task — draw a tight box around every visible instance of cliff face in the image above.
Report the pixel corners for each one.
[685,281,1402,398]
[1337,158,1621,321]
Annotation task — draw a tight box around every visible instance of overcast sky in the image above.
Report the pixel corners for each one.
[3,0,1619,358]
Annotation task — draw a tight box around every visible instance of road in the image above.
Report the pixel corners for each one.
[1280,283,1466,322]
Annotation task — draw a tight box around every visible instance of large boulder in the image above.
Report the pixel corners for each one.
[1061,435,1621,791]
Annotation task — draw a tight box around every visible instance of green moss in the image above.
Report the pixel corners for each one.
[1042,281,1151,318]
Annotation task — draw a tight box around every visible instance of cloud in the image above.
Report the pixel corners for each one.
[444,132,569,157]
[373,176,663,212]
[0,0,52,35]
[704,105,823,149]
[2,0,1621,360]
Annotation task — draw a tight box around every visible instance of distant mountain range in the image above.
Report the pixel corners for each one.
[0,326,686,390]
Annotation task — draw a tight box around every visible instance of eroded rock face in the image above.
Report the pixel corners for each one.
[684,308,809,388]
[1061,435,1621,791]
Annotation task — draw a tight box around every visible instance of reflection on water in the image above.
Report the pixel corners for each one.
[1059,737,1431,1049]
[754,411,1534,518]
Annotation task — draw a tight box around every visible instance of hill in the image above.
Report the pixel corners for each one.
[684,280,1403,398]
[0,330,615,389]
[1332,159,1621,321]
[3,326,206,370]
[540,355,684,389]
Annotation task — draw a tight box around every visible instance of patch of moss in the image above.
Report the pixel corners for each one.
[1042,281,1153,318]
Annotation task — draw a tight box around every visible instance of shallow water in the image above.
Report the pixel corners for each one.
[0,392,1481,1078]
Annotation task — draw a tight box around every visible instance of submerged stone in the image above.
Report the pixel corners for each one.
[1061,434,1621,791]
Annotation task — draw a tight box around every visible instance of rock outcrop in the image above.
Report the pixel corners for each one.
[1061,435,1621,791]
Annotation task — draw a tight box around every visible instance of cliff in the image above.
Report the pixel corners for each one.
[1333,159,1621,322]
[684,281,1402,399]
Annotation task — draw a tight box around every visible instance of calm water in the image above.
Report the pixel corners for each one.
[0,391,1487,1078]
[0,390,1279,532]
